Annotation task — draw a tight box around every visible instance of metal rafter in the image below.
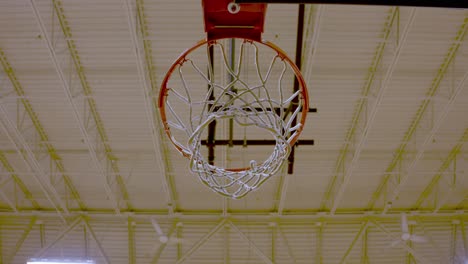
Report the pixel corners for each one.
[278,225,297,262]
[128,216,136,264]
[0,151,39,210]
[83,217,111,264]
[150,223,176,264]
[33,216,82,258]
[0,224,2,264]
[325,8,417,213]
[229,221,274,264]
[0,48,86,210]
[361,227,369,263]
[316,223,323,264]
[0,105,67,221]
[6,216,36,263]
[369,15,468,212]
[461,220,468,260]
[124,0,177,209]
[175,219,227,264]
[0,188,16,213]
[51,0,132,210]
[413,127,468,211]
[340,221,368,264]
[319,7,398,211]
[29,0,124,214]
[276,5,323,215]
[450,222,457,263]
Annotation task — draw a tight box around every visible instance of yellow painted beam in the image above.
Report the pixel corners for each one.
[128,217,136,264]
[320,7,399,210]
[51,0,132,209]
[0,48,86,210]
[135,0,178,205]
[0,151,39,208]
[7,216,36,263]
[413,128,468,209]
[367,15,468,210]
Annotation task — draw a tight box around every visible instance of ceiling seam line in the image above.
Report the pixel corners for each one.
[0,48,86,210]
[367,14,468,211]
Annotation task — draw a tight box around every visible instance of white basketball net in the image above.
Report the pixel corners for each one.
[161,39,307,199]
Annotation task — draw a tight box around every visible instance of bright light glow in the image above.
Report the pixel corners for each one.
[28,260,94,264]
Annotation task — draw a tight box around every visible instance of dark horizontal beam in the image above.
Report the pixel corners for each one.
[234,0,468,8]
[211,106,317,113]
[201,139,314,146]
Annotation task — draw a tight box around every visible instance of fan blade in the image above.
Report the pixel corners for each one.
[151,218,164,236]
[234,0,468,9]
[410,235,428,243]
[401,213,409,234]
[390,239,402,247]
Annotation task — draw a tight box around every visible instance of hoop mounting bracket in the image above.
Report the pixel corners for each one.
[202,0,267,41]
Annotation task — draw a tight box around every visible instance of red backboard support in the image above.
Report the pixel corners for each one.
[203,0,267,41]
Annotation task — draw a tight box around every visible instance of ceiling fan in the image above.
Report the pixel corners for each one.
[390,213,427,247]
[150,217,186,245]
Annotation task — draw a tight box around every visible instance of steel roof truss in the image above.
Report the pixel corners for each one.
[413,128,468,212]
[6,216,36,264]
[0,106,67,221]
[29,0,126,214]
[383,34,468,214]
[33,216,82,258]
[175,219,227,264]
[368,14,468,212]
[229,221,274,264]
[320,7,399,211]
[124,0,177,210]
[83,217,111,264]
[327,8,417,214]
[340,221,368,264]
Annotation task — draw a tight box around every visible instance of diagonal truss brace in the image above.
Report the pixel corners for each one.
[175,219,227,264]
[123,0,176,209]
[29,0,121,214]
[371,219,432,264]
[229,221,274,264]
[33,216,82,258]
[340,221,368,264]
[276,5,323,215]
[383,57,468,213]
[0,106,67,221]
[328,8,417,214]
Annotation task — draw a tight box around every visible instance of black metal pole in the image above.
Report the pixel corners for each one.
[287,4,305,174]
[207,45,216,166]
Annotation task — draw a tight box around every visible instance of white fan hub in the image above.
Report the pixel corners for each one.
[159,236,169,243]
[401,233,410,241]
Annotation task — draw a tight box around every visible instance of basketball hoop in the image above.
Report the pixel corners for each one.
[158,0,309,199]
